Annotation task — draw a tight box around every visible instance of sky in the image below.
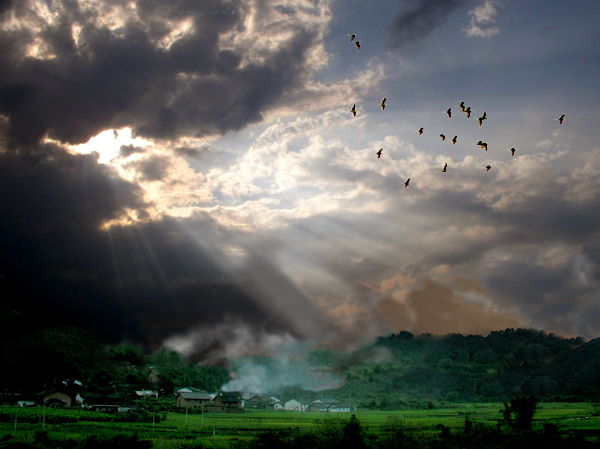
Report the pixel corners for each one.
[2,0,600,367]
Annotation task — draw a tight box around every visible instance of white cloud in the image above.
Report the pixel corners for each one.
[463,1,501,38]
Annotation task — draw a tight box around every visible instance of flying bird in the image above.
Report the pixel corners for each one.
[350,34,356,42]
[478,110,487,126]
[418,127,424,135]
[440,134,446,141]
[381,97,386,110]
[447,108,452,118]
[459,101,466,112]
[477,141,488,151]
[485,165,491,172]
[355,41,360,51]
[442,162,447,172]
[558,114,565,124]
[404,178,410,188]
[510,147,516,156]
[452,136,457,145]
[376,149,383,158]
[351,103,356,116]
[465,107,471,119]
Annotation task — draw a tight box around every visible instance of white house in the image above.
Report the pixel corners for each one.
[329,404,351,413]
[284,399,308,412]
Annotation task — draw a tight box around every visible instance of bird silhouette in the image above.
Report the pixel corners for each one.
[440,134,446,141]
[459,101,466,112]
[376,149,382,158]
[381,97,386,110]
[452,136,457,145]
[478,110,487,126]
[442,162,447,172]
[418,127,424,135]
[510,147,516,156]
[447,108,452,118]
[404,178,410,188]
[351,103,356,116]
[350,34,356,42]
[465,107,471,119]
[355,41,360,51]
[477,141,488,151]
[485,165,491,171]
[558,114,565,124]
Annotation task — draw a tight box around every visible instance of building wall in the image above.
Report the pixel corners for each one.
[44,391,73,407]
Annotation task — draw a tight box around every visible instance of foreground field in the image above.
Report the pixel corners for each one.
[1,403,599,448]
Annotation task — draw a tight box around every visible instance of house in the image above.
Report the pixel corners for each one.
[147,366,163,384]
[319,397,341,407]
[177,387,204,394]
[284,398,308,412]
[308,402,328,412]
[329,404,351,413]
[17,400,37,407]
[89,404,122,413]
[245,395,278,409]
[135,390,158,398]
[42,389,82,408]
[83,389,135,409]
[176,391,212,409]
[205,391,244,413]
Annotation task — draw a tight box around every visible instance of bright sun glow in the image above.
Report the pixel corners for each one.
[68,128,146,165]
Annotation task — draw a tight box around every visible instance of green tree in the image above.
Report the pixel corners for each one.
[342,414,367,449]
[501,395,539,431]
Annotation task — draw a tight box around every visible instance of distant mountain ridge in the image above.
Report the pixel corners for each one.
[300,328,596,409]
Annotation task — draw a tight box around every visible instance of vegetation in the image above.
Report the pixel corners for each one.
[2,323,600,408]
[302,328,596,407]
[1,405,600,449]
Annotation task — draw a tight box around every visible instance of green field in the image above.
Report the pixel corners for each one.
[1,403,599,448]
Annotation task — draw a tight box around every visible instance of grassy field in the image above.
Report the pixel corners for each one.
[1,403,599,447]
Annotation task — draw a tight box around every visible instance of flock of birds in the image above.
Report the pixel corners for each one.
[347,34,566,189]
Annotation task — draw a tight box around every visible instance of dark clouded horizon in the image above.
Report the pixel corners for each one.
[2,0,600,370]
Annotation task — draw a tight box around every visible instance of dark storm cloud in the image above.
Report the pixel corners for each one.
[175,145,210,158]
[389,0,466,49]
[0,0,13,15]
[0,0,318,146]
[0,141,344,354]
[125,154,170,181]
[0,141,304,348]
[0,142,144,334]
[119,143,146,157]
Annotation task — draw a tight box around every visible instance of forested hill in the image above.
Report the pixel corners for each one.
[3,319,600,409]
[303,329,598,409]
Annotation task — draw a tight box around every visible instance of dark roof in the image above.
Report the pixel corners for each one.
[216,391,242,402]
[246,395,276,404]
[319,397,341,404]
[177,387,206,393]
[179,392,212,400]
[310,402,328,409]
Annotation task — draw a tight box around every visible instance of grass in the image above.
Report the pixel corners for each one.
[1,402,599,445]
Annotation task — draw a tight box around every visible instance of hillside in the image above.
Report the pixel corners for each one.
[3,317,600,409]
[296,329,592,409]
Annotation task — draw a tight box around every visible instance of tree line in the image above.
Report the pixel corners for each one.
[2,324,600,407]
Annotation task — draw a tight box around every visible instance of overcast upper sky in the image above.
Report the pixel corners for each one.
[2,0,600,362]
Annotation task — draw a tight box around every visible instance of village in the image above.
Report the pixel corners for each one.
[0,365,354,414]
